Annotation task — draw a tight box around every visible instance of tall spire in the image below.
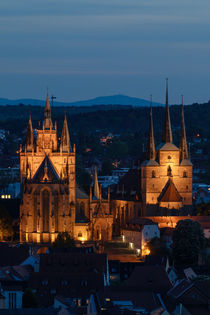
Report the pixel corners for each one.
[93,167,100,199]
[25,115,34,152]
[60,114,71,153]
[162,78,173,143]
[147,95,156,160]
[179,95,188,160]
[44,93,52,129]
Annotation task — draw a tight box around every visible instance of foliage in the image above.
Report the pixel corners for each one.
[0,204,14,241]
[22,288,39,308]
[172,219,206,265]
[196,203,210,216]
[53,232,76,248]
[76,158,91,194]
[100,159,113,176]
[146,237,169,256]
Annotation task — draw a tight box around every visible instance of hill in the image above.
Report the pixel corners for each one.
[0,94,163,107]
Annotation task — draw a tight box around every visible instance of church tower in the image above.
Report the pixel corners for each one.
[141,80,193,215]
[20,94,76,243]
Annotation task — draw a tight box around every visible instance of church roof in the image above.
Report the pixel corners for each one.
[157,142,179,151]
[158,178,182,203]
[141,159,159,166]
[180,159,192,166]
[33,155,59,182]
[76,187,89,199]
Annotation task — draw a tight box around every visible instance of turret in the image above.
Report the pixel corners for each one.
[179,96,189,160]
[147,95,156,160]
[93,167,100,199]
[60,114,71,153]
[25,115,34,152]
[162,78,173,143]
[44,93,52,129]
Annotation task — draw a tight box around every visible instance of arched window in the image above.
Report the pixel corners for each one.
[42,189,50,232]
[33,192,37,231]
[167,165,172,177]
[183,171,187,178]
[152,170,156,178]
[80,202,85,217]
[54,191,59,231]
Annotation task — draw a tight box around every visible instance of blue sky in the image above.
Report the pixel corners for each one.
[0,0,210,103]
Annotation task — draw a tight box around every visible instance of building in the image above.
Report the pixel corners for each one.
[19,80,193,243]
[20,94,113,243]
[141,82,193,215]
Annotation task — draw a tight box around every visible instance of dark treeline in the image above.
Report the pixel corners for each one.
[0,102,210,164]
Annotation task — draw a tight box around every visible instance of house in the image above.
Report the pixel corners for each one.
[29,252,109,307]
[167,278,210,313]
[122,218,160,256]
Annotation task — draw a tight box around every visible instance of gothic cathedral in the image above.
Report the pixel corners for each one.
[20,94,113,243]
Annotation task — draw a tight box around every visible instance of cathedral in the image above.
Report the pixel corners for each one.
[19,94,113,243]
[20,81,193,243]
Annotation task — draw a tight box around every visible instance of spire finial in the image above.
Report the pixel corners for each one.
[93,166,100,199]
[162,78,173,143]
[179,95,189,160]
[25,115,34,152]
[60,114,71,153]
[147,94,156,160]
[44,93,52,129]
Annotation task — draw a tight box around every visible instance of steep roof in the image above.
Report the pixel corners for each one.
[125,265,172,293]
[112,168,142,201]
[158,178,182,203]
[33,155,59,182]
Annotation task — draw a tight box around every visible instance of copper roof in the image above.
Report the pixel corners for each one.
[158,178,182,203]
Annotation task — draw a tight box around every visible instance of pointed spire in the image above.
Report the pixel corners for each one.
[162,78,173,143]
[179,95,189,160]
[60,114,71,153]
[93,167,100,199]
[44,93,52,129]
[147,95,156,160]
[25,115,34,152]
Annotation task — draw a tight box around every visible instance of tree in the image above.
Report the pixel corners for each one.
[0,204,14,241]
[172,219,206,265]
[146,237,169,256]
[196,202,210,216]
[53,232,76,248]
[100,159,113,176]
[22,288,39,308]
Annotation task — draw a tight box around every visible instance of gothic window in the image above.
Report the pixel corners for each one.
[167,165,172,177]
[42,189,50,232]
[186,185,189,190]
[54,191,59,231]
[33,192,37,231]
[80,202,85,217]
[183,171,187,178]
[152,170,156,178]
[168,155,171,160]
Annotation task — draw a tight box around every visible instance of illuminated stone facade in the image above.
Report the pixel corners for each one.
[141,82,193,215]
[20,94,113,243]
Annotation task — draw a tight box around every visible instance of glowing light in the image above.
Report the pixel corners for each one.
[129,242,133,249]
[122,235,125,242]
[1,195,11,199]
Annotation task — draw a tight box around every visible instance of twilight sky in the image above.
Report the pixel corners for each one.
[0,0,210,104]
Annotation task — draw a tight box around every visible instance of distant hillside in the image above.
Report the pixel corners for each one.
[0,94,163,107]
